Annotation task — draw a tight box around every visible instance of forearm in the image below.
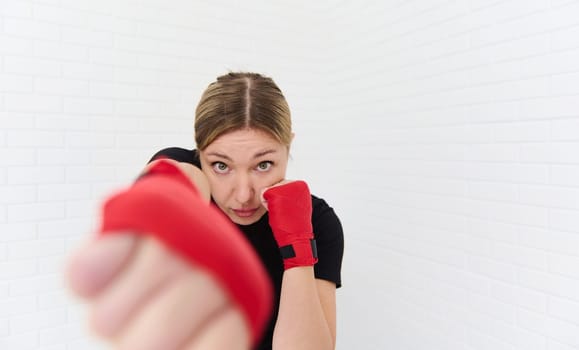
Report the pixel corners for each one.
[272,267,334,350]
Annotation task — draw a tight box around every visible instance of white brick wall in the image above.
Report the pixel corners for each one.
[0,0,329,348]
[322,1,579,349]
[2,0,579,349]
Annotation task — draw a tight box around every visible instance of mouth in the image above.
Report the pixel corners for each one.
[232,208,258,218]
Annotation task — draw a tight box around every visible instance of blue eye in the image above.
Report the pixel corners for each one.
[256,161,273,172]
[212,162,229,174]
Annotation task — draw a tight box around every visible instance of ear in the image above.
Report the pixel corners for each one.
[286,133,295,154]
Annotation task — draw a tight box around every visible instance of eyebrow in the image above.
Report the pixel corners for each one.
[206,149,278,161]
[253,149,277,158]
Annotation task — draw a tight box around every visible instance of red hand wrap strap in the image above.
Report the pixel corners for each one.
[98,160,272,345]
[263,181,318,270]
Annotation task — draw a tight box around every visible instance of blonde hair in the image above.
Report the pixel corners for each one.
[194,72,292,150]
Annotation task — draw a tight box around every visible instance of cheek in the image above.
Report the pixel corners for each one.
[203,174,228,202]
[270,165,287,182]
[257,172,285,192]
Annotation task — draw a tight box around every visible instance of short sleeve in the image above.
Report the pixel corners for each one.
[311,196,344,288]
[148,147,201,168]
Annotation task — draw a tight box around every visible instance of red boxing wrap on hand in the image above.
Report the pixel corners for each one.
[263,181,318,270]
[98,160,272,345]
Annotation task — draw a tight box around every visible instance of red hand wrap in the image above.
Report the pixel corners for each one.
[98,160,272,345]
[263,181,318,270]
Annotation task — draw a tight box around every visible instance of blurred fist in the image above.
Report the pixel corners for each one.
[66,233,251,350]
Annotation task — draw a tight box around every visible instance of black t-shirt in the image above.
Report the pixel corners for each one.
[148,147,344,350]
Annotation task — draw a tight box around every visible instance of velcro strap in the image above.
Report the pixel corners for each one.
[279,239,318,259]
[279,244,296,259]
[311,238,318,259]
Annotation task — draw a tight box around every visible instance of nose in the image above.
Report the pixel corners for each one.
[234,174,254,205]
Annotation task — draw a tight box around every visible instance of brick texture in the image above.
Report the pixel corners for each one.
[2,0,579,349]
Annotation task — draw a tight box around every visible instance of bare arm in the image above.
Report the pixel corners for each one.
[273,268,336,350]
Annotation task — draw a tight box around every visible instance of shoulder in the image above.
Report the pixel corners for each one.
[310,194,343,242]
[149,147,200,167]
[311,195,340,223]
[310,194,344,288]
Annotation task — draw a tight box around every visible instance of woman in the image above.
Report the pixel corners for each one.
[67,72,344,350]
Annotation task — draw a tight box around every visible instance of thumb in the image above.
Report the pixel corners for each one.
[260,180,293,211]
[66,233,138,299]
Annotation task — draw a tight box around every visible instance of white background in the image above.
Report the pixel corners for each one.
[1,0,579,349]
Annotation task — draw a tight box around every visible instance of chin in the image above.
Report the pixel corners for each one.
[230,215,258,226]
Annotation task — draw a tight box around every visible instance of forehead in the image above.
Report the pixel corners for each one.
[202,129,284,157]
